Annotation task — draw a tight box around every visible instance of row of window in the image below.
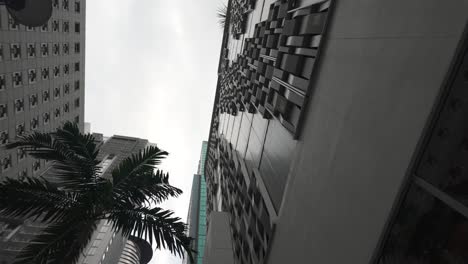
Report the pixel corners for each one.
[0,153,41,175]
[0,69,80,89]
[8,16,81,33]
[52,0,81,13]
[0,97,80,121]
[0,42,80,61]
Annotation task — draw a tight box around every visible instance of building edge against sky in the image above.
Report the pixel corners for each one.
[202,0,468,264]
[185,141,208,264]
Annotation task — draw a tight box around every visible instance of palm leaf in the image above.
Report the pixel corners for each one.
[217,3,228,28]
[112,169,182,205]
[6,123,100,190]
[105,206,193,260]
[13,217,97,264]
[0,177,79,223]
[111,145,168,189]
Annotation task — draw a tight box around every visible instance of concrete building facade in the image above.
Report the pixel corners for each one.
[0,0,86,180]
[204,0,468,263]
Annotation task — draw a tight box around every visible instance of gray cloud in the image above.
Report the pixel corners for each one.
[85,0,224,262]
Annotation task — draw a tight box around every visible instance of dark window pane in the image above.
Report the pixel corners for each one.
[379,184,468,264]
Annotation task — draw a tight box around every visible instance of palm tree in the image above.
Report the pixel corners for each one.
[217,3,228,29]
[0,122,193,263]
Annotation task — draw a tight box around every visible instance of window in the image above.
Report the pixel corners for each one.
[41,67,49,80]
[87,247,96,256]
[53,43,60,55]
[63,0,69,10]
[9,16,18,30]
[41,43,49,57]
[53,0,59,8]
[64,103,70,113]
[64,83,70,94]
[74,1,80,13]
[74,62,80,72]
[74,42,80,54]
[29,94,38,108]
[0,75,5,90]
[54,87,61,99]
[2,155,12,171]
[18,169,27,179]
[14,99,24,113]
[74,98,80,108]
[53,66,60,78]
[63,43,69,55]
[32,160,41,172]
[27,43,36,58]
[0,44,3,61]
[28,69,37,84]
[0,104,7,119]
[12,72,22,87]
[16,123,25,137]
[31,117,39,130]
[74,115,80,124]
[54,108,61,119]
[92,240,100,247]
[26,25,35,31]
[64,64,70,75]
[63,21,69,32]
[43,112,50,124]
[74,22,80,33]
[52,20,59,32]
[74,80,80,90]
[10,43,21,60]
[43,90,50,102]
[41,22,48,32]
[0,131,8,145]
[18,148,26,161]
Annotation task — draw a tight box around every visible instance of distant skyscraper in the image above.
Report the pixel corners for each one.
[0,0,86,180]
[77,134,153,264]
[185,141,208,264]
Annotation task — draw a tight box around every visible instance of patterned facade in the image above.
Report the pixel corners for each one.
[0,0,86,180]
[206,1,468,264]
[205,0,333,263]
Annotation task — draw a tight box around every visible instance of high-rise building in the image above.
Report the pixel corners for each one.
[0,0,86,180]
[203,0,468,263]
[185,141,208,264]
[78,134,153,264]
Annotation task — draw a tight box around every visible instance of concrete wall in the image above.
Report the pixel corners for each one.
[203,212,234,264]
[267,1,468,264]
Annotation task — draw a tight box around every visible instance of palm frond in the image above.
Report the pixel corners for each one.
[106,206,193,260]
[13,217,97,264]
[217,3,228,28]
[54,122,100,164]
[6,123,100,190]
[112,169,182,205]
[0,177,79,223]
[111,145,168,188]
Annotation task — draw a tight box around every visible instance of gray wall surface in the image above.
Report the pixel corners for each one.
[203,212,234,264]
[266,0,468,263]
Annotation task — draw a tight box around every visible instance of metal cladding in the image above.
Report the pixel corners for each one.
[218,0,331,136]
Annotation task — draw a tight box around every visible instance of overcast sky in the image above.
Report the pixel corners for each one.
[85,1,223,263]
